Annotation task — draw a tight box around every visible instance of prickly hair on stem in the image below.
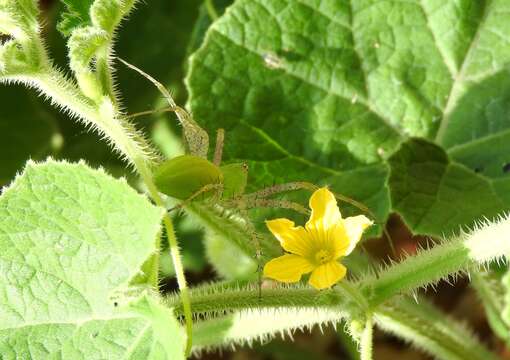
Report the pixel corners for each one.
[5,70,160,169]
[464,213,510,264]
[375,297,498,360]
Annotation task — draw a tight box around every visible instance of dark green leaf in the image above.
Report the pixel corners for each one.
[388,138,505,236]
[187,0,510,234]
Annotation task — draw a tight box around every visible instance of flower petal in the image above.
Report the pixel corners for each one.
[306,187,341,231]
[308,261,347,290]
[343,215,373,255]
[266,218,312,256]
[263,254,315,283]
[330,223,350,259]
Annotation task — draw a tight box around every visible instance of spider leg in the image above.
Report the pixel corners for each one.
[169,183,223,212]
[213,129,225,166]
[237,209,263,300]
[243,181,396,256]
[244,181,372,214]
[123,106,175,120]
[118,58,209,158]
[222,191,264,298]
[224,197,310,216]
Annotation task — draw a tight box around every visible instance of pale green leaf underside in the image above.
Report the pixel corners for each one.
[187,0,510,234]
[0,160,183,359]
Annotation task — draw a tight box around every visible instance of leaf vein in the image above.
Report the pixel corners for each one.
[211,30,405,138]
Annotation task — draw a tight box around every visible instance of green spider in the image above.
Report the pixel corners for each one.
[118,59,388,286]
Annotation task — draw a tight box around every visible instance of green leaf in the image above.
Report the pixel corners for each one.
[186,0,510,234]
[67,26,108,73]
[186,0,420,225]
[388,138,505,236]
[0,0,39,35]
[0,1,43,75]
[126,294,186,360]
[57,0,95,36]
[0,160,184,359]
[443,71,510,206]
[471,272,510,344]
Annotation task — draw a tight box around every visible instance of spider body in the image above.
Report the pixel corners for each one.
[154,155,222,200]
[154,155,248,202]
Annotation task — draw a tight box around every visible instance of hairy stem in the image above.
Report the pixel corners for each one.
[167,241,473,319]
[95,47,118,108]
[205,0,219,20]
[375,298,498,360]
[142,175,194,355]
[188,296,494,360]
[360,314,373,360]
[27,70,151,165]
[362,239,470,307]
[192,306,348,351]
[168,285,346,317]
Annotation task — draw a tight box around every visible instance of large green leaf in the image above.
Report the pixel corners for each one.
[187,0,510,234]
[443,70,510,206]
[0,160,184,359]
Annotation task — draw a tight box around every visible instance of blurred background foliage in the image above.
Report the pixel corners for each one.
[1,0,509,359]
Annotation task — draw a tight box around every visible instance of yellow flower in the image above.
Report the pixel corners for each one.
[263,187,372,290]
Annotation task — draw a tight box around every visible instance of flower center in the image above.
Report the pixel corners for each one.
[314,249,333,265]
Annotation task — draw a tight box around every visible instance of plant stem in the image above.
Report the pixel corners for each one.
[375,299,499,360]
[187,296,495,360]
[205,0,219,20]
[167,241,472,319]
[168,285,346,317]
[95,46,118,108]
[363,239,471,307]
[360,314,373,360]
[142,173,194,356]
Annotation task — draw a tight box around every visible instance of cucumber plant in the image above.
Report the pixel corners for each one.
[1,1,510,360]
